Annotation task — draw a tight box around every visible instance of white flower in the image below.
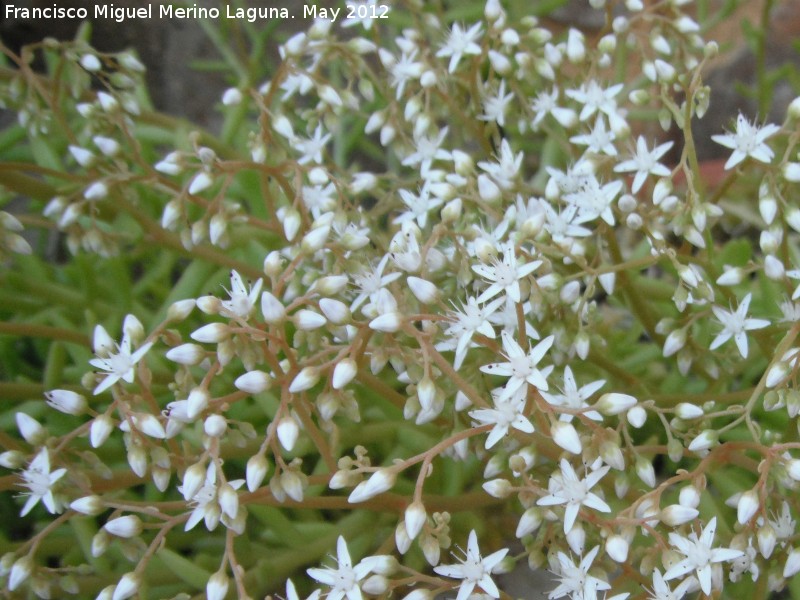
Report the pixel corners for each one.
[295,125,332,165]
[548,545,610,600]
[472,242,542,304]
[539,366,604,422]
[479,79,513,127]
[307,536,377,600]
[220,270,263,319]
[433,530,508,600]
[663,517,744,596]
[480,330,554,397]
[537,458,611,534]
[614,137,674,193]
[394,185,443,229]
[566,80,624,123]
[390,50,424,99]
[531,87,577,129]
[569,117,618,157]
[18,448,67,516]
[88,323,153,395]
[709,292,769,358]
[436,22,483,73]
[647,568,693,600]
[711,114,781,170]
[469,385,534,448]
[438,296,503,369]
[401,128,452,175]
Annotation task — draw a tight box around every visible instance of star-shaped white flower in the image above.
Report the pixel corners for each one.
[548,545,610,600]
[470,385,534,448]
[711,114,780,170]
[663,517,744,596]
[89,324,153,395]
[436,22,483,73]
[472,242,541,304]
[537,458,611,534]
[709,292,769,358]
[433,530,508,600]
[647,568,693,600]
[307,536,377,600]
[614,136,674,193]
[220,270,263,319]
[18,449,67,516]
[438,296,504,369]
[539,366,605,422]
[480,330,554,397]
[569,117,618,157]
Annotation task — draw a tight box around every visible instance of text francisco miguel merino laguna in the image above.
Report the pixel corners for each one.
[4,3,354,23]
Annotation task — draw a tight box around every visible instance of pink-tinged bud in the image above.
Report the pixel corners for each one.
[407,277,439,304]
[204,414,227,438]
[8,556,32,591]
[104,515,142,538]
[277,417,300,451]
[218,483,239,519]
[482,478,513,498]
[132,413,166,439]
[660,504,698,526]
[44,389,87,415]
[207,571,229,600]
[369,312,402,332]
[294,309,327,330]
[675,403,704,419]
[186,387,210,419]
[166,343,205,365]
[16,412,45,445]
[404,501,427,540]
[595,392,637,415]
[349,469,396,503]
[71,495,104,516]
[112,572,140,600]
[289,367,320,393]
[551,421,582,454]
[737,489,760,524]
[758,523,777,558]
[90,414,114,448]
[246,454,269,492]
[234,371,271,394]
[181,462,206,500]
[332,358,358,390]
[605,535,629,563]
[261,291,286,323]
[190,323,229,343]
[688,429,718,452]
[785,547,800,578]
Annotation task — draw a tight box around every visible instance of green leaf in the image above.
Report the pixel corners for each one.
[154,547,211,590]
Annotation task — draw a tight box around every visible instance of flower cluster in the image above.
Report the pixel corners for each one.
[2,0,800,599]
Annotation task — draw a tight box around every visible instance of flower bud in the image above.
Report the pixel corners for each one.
[332,359,358,390]
[132,413,166,439]
[246,454,269,492]
[104,515,142,538]
[295,309,327,330]
[319,298,351,324]
[289,367,320,393]
[190,323,229,343]
[188,171,213,195]
[477,174,501,204]
[783,163,800,183]
[407,277,439,304]
[90,414,114,448]
[595,392,637,415]
[758,523,777,558]
[627,405,647,428]
[404,501,427,540]
[660,504,699,526]
[167,299,195,321]
[277,416,300,451]
[688,429,718,452]
[785,547,800,578]
[181,462,206,500]
[112,572,140,600]
[218,482,239,519]
[675,403,704,419]
[362,575,389,596]
[551,421,582,454]
[85,181,109,201]
[207,571,229,600]
[261,291,286,323]
[0,451,24,469]
[635,456,656,487]
[348,469,396,503]
[16,412,45,445]
[186,387,210,419]
[369,312,402,332]
[483,478,513,499]
[737,489,760,524]
[420,534,440,566]
[8,556,32,591]
[605,535,629,562]
[516,507,542,538]
[204,414,227,437]
[663,329,687,357]
[44,389,87,415]
[767,362,790,388]
[165,343,205,365]
[234,371,271,394]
